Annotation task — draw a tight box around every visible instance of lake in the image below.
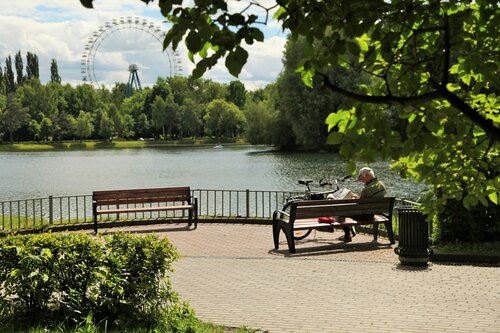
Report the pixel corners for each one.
[0,145,427,201]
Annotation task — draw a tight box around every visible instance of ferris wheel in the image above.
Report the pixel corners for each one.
[81,17,183,88]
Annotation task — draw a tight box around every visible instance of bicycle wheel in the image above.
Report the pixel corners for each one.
[281,200,313,240]
[294,229,312,240]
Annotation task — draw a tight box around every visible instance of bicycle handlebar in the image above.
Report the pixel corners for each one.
[319,175,351,187]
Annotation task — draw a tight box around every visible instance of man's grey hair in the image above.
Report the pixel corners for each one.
[358,167,375,178]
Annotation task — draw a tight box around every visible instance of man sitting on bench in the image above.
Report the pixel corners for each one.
[339,167,387,242]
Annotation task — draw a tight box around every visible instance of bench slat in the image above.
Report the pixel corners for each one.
[295,207,388,219]
[94,191,190,200]
[95,196,191,207]
[97,204,195,214]
[291,215,389,230]
[93,186,190,195]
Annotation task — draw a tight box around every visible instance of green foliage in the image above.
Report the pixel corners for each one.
[49,59,61,83]
[4,55,16,93]
[15,51,24,86]
[75,110,94,142]
[0,232,183,331]
[26,52,39,80]
[0,93,29,142]
[435,198,500,243]
[98,109,114,140]
[244,98,277,145]
[151,95,168,138]
[275,37,366,149]
[1,61,257,142]
[226,80,247,108]
[204,99,245,138]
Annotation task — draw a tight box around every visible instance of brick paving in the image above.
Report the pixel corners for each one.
[106,223,500,333]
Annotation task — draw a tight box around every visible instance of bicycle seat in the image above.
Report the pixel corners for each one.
[298,179,314,186]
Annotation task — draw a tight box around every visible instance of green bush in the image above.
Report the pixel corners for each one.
[0,232,185,331]
[436,199,500,243]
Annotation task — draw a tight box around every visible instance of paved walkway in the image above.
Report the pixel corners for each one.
[107,223,500,333]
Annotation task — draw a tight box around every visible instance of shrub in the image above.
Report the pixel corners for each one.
[0,232,183,331]
[436,199,500,243]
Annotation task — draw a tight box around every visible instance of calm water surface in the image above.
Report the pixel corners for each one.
[0,145,427,201]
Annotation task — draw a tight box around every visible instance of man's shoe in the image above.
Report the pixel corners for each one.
[338,235,352,243]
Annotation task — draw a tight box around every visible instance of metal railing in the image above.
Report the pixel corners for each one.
[0,189,416,231]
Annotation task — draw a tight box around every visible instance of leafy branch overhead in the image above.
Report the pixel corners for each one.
[78,0,498,214]
[79,0,498,142]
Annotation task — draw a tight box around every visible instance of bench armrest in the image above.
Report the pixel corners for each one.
[273,210,289,220]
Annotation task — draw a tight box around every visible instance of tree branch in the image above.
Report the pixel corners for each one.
[318,72,441,104]
[318,72,500,142]
[441,15,450,87]
[437,87,500,141]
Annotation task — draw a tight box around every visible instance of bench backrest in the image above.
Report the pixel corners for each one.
[93,186,192,207]
[290,197,395,220]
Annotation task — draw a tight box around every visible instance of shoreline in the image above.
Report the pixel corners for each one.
[0,138,250,152]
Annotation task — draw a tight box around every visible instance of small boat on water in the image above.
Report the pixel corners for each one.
[213,143,223,149]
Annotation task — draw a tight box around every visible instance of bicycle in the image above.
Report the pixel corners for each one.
[282,176,352,240]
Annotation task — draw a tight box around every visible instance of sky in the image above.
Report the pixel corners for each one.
[0,0,287,91]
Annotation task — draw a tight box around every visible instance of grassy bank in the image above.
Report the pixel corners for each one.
[0,138,248,152]
[432,241,500,256]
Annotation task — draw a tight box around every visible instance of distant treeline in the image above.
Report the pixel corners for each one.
[0,47,402,149]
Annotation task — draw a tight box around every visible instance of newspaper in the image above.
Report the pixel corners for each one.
[327,188,354,200]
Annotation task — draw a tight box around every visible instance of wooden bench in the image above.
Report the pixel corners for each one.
[92,186,198,233]
[272,197,395,253]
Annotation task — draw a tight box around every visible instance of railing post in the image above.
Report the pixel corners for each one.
[246,189,250,218]
[49,195,53,225]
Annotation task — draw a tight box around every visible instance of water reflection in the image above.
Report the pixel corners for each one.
[0,145,427,201]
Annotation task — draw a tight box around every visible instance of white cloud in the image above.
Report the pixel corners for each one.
[0,0,286,90]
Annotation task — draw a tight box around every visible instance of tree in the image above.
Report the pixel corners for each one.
[179,98,202,138]
[0,94,28,143]
[244,98,277,145]
[107,104,123,137]
[75,110,94,142]
[14,51,24,86]
[166,76,192,106]
[50,59,61,83]
[164,94,180,138]
[0,67,6,95]
[151,95,168,138]
[275,36,365,148]
[192,79,226,105]
[28,119,41,142]
[4,56,16,93]
[135,113,151,138]
[122,88,151,138]
[98,110,114,141]
[26,52,40,79]
[39,116,53,141]
[16,78,60,141]
[78,0,499,242]
[204,99,244,138]
[226,80,246,108]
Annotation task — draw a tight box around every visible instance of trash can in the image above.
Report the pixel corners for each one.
[394,208,432,266]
